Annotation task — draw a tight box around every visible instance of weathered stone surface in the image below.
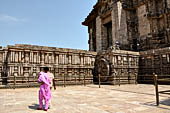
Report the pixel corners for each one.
[81,0,170,84]
[139,47,170,83]
[96,16,102,52]
[0,44,97,85]
[83,0,170,51]
[93,49,139,84]
[1,84,170,113]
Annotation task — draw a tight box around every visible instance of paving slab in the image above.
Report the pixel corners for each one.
[0,84,170,113]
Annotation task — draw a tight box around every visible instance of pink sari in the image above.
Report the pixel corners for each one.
[38,72,51,109]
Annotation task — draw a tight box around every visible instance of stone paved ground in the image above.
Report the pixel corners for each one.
[1,84,170,113]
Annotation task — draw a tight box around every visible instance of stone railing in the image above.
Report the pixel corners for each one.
[139,47,170,83]
[2,44,170,86]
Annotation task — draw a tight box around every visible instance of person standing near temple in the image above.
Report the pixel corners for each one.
[37,67,51,111]
[47,70,54,108]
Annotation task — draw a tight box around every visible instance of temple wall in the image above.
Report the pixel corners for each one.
[84,0,170,51]
[117,1,129,49]
[139,47,170,83]
[0,44,97,85]
[168,0,170,8]
[2,44,170,85]
[112,1,129,47]
[93,49,139,84]
[137,5,150,37]
[134,0,170,50]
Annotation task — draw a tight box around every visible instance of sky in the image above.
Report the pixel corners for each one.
[0,0,97,50]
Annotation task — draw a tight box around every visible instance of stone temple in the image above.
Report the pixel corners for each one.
[1,0,170,86]
[82,0,170,84]
[83,0,170,52]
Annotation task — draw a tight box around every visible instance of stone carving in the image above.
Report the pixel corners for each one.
[83,0,170,51]
[0,44,97,85]
[93,58,110,82]
[139,47,170,83]
[93,49,139,84]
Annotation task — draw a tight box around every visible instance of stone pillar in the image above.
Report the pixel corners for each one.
[0,52,2,63]
[89,28,94,51]
[30,52,33,63]
[25,52,30,63]
[111,1,130,49]
[19,51,22,63]
[21,65,23,76]
[21,51,24,63]
[10,51,13,63]
[59,54,62,64]
[15,52,19,63]
[102,23,108,50]
[18,66,21,76]
[38,52,40,64]
[41,51,45,64]
[49,54,52,64]
[62,54,64,64]
[45,53,49,64]
[13,51,15,63]
[55,53,59,65]
[52,53,54,64]
[117,2,128,47]
[3,50,7,63]
[111,3,119,44]
[96,16,102,52]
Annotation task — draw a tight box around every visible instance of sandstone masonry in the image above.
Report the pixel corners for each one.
[0,44,96,85]
[83,0,170,51]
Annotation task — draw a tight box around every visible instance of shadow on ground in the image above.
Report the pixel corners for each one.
[28,104,39,110]
[160,98,170,106]
[142,98,170,111]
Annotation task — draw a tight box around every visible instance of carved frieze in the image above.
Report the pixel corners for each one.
[0,44,97,82]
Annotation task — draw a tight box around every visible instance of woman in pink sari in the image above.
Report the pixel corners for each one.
[37,67,51,111]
